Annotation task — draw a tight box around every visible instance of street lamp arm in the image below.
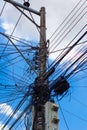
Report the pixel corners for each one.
[4,0,40,16]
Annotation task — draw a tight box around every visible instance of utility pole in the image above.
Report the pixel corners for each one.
[39,7,46,76]
[4,0,59,130]
[32,6,48,130]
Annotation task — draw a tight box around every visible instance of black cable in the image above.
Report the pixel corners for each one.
[0,32,38,75]
[0,11,23,57]
[48,27,87,71]
[49,41,87,54]
[64,108,87,123]
[49,0,83,40]
[64,50,86,76]
[0,2,6,16]
[57,99,70,130]
[50,0,86,48]
[50,9,86,52]
[1,95,27,130]
[71,95,87,108]
[14,5,39,28]
[9,103,32,130]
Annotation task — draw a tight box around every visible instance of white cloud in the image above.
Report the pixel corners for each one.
[0,103,13,116]
[0,103,21,119]
[0,0,86,60]
[0,0,79,39]
[2,22,14,34]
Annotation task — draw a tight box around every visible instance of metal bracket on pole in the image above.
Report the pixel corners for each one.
[4,0,40,16]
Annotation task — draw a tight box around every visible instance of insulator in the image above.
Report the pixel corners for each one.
[34,66,39,70]
[23,1,30,7]
[35,51,39,55]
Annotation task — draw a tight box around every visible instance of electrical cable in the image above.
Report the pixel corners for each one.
[63,108,87,123]
[50,0,86,49]
[71,95,87,108]
[47,26,87,71]
[50,9,86,52]
[9,102,32,130]
[1,95,28,130]
[49,40,87,54]
[0,32,38,75]
[0,2,6,16]
[0,12,23,57]
[0,1,87,129]
[57,99,70,130]
[49,0,83,40]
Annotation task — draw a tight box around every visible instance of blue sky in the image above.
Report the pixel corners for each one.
[0,0,87,130]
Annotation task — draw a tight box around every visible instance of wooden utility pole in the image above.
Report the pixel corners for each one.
[39,7,46,76]
[32,7,48,130]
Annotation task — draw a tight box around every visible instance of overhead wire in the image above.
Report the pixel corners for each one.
[0,0,87,129]
[66,55,87,79]
[49,0,83,40]
[49,0,86,50]
[0,9,35,89]
[13,118,25,130]
[50,48,87,83]
[63,50,87,76]
[5,34,38,47]
[47,25,87,71]
[49,40,87,54]
[50,8,86,52]
[14,5,39,28]
[1,95,28,130]
[57,99,70,130]
[1,11,23,57]
[14,3,47,47]
[63,108,87,123]
[9,102,32,130]
[71,95,87,108]
[0,32,38,75]
[0,1,6,16]
[0,68,30,87]
[48,30,87,86]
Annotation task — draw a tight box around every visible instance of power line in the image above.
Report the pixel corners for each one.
[63,108,87,123]
[1,11,23,57]
[46,26,87,73]
[0,1,87,130]
[1,95,28,130]
[0,32,38,75]
[50,9,86,52]
[49,41,87,54]
[57,99,70,130]
[0,2,6,16]
[71,95,87,108]
[49,0,86,41]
